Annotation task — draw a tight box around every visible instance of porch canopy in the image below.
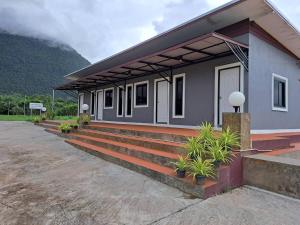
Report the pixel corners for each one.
[56,32,248,91]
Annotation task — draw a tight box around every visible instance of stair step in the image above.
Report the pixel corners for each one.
[37,123,58,130]
[77,129,185,154]
[69,133,180,168]
[86,123,196,143]
[66,139,219,198]
[42,120,61,126]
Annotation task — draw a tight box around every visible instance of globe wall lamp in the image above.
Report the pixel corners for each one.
[41,107,47,112]
[228,91,245,113]
[82,104,89,114]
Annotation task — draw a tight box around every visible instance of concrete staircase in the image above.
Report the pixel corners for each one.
[37,120,242,199]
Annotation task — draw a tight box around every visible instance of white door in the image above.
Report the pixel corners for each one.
[218,66,240,125]
[79,94,84,114]
[97,91,103,120]
[156,80,169,123]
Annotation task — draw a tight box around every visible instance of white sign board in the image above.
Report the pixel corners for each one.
[29,103,43,110]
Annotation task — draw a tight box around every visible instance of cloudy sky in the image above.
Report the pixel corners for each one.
[0,0,299,63]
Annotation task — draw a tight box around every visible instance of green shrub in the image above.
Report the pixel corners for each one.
[32,116,41,124]
[189,157,215,179]
[173,156,188,172]
[41,114,47,120]
[185,137,204,160]
[58,122,72,133]
[47,111,56,120]
[70,123,79,129]
[219,127,240,151]
[208,140,232,165]
[80,114,91,124]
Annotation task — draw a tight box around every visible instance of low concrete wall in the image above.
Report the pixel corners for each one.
[243,154,300,199]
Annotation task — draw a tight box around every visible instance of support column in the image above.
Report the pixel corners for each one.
[222,113,251,150]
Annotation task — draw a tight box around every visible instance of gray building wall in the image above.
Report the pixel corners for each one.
[80,55,245,126]
[248,34,300,130]
[78,33,249,126]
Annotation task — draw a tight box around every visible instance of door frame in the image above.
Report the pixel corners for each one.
[90,91,96,116]
[78,93,84,115]
[214,62,244,127]
[96,90,104,121]
[154,77,170,124]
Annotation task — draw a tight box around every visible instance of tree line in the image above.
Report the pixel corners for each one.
[0,94,77,116]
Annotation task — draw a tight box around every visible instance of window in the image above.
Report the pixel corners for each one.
[104,88,114,109]
[117,86,124,117]
[173,74,185,118]
[126,84,133,117]
[90,92,95,115]
[272,74,288,111]
[134,81,149,107]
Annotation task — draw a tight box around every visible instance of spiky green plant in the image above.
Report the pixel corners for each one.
[185,137,206,160]
[58,122,72,133]
[173,156,188,172]
[32,116,41,124]
[199,122,215,151]
[219,127,240,151]
[208,140,232,165]
[189,157,215,179]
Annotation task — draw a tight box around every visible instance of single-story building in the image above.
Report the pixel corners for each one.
[56,0,300,132]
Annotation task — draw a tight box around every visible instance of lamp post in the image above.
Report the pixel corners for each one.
[82,104,89,114]
[223,91,250,150]
[228,91,245,113]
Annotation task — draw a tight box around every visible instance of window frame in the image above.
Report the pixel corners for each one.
[272,73,288,112]
[134,80,149,108]
[125,84,133,117]
[172,73,186,118]
[116,86,124,117]
[104,87,114,109]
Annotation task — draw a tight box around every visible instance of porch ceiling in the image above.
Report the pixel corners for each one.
[56,32,248,91]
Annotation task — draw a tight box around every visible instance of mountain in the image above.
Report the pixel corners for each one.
[0,32,90,95]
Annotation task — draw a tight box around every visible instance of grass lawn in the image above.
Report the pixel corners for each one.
[0,115,77,121]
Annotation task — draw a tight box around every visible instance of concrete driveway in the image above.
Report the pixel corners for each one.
[0,122,299,225]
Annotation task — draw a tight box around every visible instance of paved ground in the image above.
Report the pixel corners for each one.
[0,122,299,225]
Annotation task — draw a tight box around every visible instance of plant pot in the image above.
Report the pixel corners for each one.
[176,169,186,178]
[213,160,221,168]
[195,175,206,185]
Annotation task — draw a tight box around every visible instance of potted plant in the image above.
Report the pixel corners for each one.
[208,140,232,167]
[198,122,215,151]
[185,137,204,160]
[41,114,47,121]
[32,116,41,124]
[219,127,240,151]
[173,156,188,178]
[70,123,79,130]
[58,123,72,133]
[81,114,91,125]
[189,157,215,184]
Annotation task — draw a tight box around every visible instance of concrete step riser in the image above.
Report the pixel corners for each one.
[70,135,176,169]
[67,140,205,198]
[77,130,185,154]
[85,125,188,143]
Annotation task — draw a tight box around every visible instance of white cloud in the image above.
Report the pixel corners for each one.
[0,0,298,63]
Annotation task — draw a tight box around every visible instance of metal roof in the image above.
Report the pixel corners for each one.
[56,32,248,90]
[57,0,300,91]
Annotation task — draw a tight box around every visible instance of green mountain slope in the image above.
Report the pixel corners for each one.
[0,32,90,95]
